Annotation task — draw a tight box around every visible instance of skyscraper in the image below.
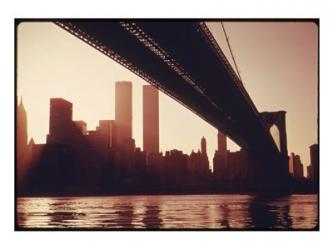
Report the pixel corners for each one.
[217,131,227,156]
[201,136,207,155]
[115,81,132,146]
[309,144,319,182]
[214,131,228,177]
[16,97,32,185]
[200,137,209,173]
[47,98,74,144]
[143,85,159,154]
[17,97,28,160]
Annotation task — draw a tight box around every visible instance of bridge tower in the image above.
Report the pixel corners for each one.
[244,111,289,193]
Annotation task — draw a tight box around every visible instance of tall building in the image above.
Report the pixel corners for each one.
[308,144,319,182]
[17,97,29,184]
[17,97,28,161]
[213,131,228,177]
[289,153,304,180]
[307,165,312,181]
[217,131,227,156]
[213,150,223,176]
[143,85,159,154]
[115,81,132,146]
[201,136,207,156]
[200,137,210,174]
[97,120,113,148]
[288,155,294,175]
[47,98,74,144]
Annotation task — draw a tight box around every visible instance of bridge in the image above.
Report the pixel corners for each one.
[55,20,289,191]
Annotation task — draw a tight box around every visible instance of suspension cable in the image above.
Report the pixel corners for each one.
[220,22,243,84]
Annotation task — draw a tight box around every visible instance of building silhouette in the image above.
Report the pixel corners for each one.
[47,98,76,144]
[164,149,189,184]
[115,81,132,147]
[16,97,29,185]
[307,144,318,183]
[143,85,159,154]
[97,120,114,148]
[17,88,315,195]
[289,153,304,180]
[82,120,115,186]
[17,97,28,163]
[201,136,207,155]
[213,131,228,178]
[200,136,209,172]
[226,149,248,181]
[189,150,202,176]
[188,137,210,181]
[218,131,227,155]
[212,130,249,183]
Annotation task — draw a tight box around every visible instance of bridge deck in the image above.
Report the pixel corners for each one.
[56,20,280,161]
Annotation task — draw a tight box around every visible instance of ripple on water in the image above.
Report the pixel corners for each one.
[16,194,318,229]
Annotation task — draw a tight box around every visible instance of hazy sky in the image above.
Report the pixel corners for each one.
[16,21,318,173]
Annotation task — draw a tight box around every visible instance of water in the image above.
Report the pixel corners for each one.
[16,194,318,230]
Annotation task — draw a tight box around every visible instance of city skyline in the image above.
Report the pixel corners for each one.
[15,19,319,231]
[16,21,318,174]
[17,94,316,181]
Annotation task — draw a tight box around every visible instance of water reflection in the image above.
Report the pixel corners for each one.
[142,205,162,228]
[289,196,319,229]
[219,204,231,228]
[113,204,134,228]
[248,195,317,229]
[249,196,284,229]
[16,194,318,230]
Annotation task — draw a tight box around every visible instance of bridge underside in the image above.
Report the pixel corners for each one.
[55,21,287,189]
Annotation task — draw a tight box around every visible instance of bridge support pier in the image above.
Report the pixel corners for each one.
[245,111,290,194]
[246,150,290,194]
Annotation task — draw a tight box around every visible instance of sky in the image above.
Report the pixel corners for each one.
[16,21,318,174]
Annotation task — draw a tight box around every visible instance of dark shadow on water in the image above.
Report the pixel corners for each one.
[112,204,135,229]
[248,195,292,230]
[48,211,86,228]
[142,205,162,229]
[219,204,231,229]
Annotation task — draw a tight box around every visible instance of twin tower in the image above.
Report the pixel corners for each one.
[116,81,159,154]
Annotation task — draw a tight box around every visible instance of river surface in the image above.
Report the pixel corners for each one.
[16,194,318,230]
